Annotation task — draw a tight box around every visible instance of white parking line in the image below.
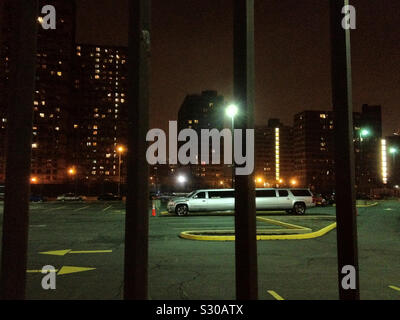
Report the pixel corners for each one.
[102,205,113,212]
[44,206,66,212]
[74,205,90,212]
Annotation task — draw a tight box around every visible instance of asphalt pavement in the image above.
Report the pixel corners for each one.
[0,200,399,300]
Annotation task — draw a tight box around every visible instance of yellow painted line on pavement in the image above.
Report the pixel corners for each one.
[256,217,309,230]
[267,290,285,300]
[70,250,112,254]
[27,266,96,275]
[389,285,400,292]
[27,269,58,273]
[39,249,112,256]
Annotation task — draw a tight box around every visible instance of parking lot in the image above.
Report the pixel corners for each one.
[0,200,399,300]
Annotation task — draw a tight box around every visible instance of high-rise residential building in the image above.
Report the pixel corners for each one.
[293,106,383,193]
[177,90,229,188]
[356,104,383,191]
[73,44,128,185]
[0,0,76,184]
[293,111,336,193]
[254,119,294,187]
[386,134,400,186]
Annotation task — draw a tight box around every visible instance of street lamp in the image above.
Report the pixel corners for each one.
[360,128,370,141]
[226,104,238,188]
[117,146,125,197]
[389,147,398,180]
[68,167,77,195]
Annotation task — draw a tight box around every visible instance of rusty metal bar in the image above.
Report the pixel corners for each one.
[330,0,360,300]
[124,0,151,300]
[233,0,258,300]
[0,0,38,300]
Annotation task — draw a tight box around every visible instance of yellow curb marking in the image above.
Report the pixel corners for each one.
[180,222,337,241]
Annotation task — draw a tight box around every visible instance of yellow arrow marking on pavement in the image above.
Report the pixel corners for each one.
[26,266,95,275]
[389,285,400,292]
[39,249,112,256]
[26,269,58,273]
[57,266,96,275]
[267,290,285,300]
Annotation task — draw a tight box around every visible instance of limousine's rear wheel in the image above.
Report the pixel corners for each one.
[293,203,306,215]
[175,204,188,216]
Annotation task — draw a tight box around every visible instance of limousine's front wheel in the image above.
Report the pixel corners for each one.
[175,204,188,216]
[293,202,306,215]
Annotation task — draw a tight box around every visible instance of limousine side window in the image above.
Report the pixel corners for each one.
[256,190,276,197]
[290,189,312,197]
[208,191,235,199]
[278,190,289,197]
[193,192,206,199]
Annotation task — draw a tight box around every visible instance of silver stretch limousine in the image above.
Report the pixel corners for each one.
[167,188,315,216]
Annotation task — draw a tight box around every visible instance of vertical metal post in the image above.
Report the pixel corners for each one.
[0,0,38,300]
[231,116,235,188]
[124,0,151,300]
[233,0,258,300]
[118,152,122,196]
[330,0,360,300]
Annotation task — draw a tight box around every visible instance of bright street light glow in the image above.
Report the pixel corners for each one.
[177,175,186,184]
[389,147,398,154]
[117,146,125,153]
[226,104,238,118]
[360,129,370,137]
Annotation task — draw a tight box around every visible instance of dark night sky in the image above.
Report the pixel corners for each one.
[76,0,400,136]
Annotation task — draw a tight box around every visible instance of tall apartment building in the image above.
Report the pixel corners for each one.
[293,106,383,193]
[357,104,383,191]
[254,119,294,186]
[293,111,336,192]
[386,134,400,186]
[0,0,76,184]
[73,44,128,185]
[177,90,229,188]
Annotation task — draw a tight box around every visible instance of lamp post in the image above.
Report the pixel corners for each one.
[389,147,398,183]
[117,146,125,197]
[68,167,77,195]
[358,128,370,187]
[226,104,238,188]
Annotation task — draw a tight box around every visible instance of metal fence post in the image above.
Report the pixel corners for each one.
[330,0,360,300]
[233,0,258,300]
[0,0,38,300]
[124,0,151,300]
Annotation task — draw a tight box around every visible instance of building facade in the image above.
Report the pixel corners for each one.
[0,0,76,184]
[254,119,294,187]
[73,44,128,188]
[177,90,229,188]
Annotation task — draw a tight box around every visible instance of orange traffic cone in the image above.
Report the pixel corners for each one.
[152,202,156,217]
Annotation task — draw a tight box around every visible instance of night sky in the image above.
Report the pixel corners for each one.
[76,0,400,136]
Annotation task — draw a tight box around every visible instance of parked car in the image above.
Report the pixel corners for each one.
[57,193,84,201]
[30,194,47,202]
[312,194,327,207]
[97,193,122,201]
[167,188,315,216]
